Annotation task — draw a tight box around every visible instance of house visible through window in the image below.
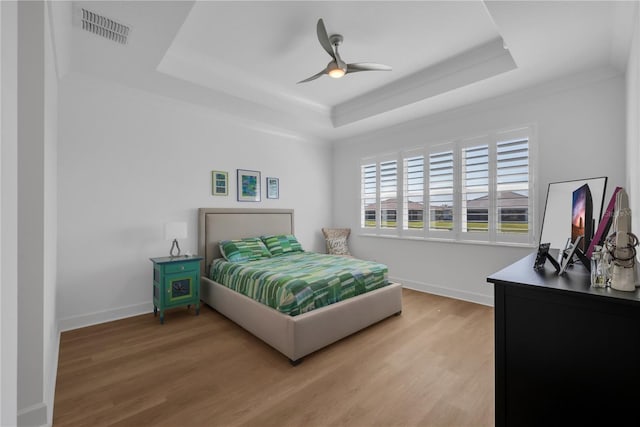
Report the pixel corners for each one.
[360,126,534,245]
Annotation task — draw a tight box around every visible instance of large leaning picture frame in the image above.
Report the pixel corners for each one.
[539,177,608,251]
[237,169,261,202]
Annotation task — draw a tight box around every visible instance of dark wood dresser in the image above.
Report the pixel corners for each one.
[487,252,640,427]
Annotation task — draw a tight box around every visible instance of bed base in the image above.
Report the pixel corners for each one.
[201,277,403,364]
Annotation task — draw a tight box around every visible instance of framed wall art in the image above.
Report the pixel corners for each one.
[237,169,261,202]
[211,171,228,196]
[266,177,279,199]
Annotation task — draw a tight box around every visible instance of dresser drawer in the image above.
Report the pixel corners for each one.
[164,261,199,274]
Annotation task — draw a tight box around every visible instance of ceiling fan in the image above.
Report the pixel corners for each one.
[297,18,392,84]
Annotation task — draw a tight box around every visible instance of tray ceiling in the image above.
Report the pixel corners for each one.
[62,1,637,142]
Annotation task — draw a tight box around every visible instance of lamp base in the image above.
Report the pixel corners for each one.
[169,239,181,257]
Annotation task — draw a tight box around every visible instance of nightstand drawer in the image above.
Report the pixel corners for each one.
[164,261,199,274]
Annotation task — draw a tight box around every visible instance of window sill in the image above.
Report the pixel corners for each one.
[357,233,537,249]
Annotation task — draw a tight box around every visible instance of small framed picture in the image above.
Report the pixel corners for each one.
[237,169,261,202]
[211,171,228,196]
[266,177,279,199]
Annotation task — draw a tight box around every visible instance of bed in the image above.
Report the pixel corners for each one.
[198,208,403,365]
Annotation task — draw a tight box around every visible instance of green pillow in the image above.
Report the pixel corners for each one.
[260,234,304,256]
[219,238,271,263]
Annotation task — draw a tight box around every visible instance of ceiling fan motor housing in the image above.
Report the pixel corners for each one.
[329,34,343,46]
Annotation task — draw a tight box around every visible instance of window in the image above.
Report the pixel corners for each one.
[360,157,398,232]
[361,163,377,228]
[428,150,454,232]
[380,160,398,229]
[461,144,489,234]
[496,137,530,235]
[403,155,424,230]
[360,126,534,245]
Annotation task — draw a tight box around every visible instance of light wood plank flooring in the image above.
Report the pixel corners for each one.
[53,289,494,426]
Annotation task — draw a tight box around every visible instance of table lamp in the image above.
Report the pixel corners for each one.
[164,222,187,257]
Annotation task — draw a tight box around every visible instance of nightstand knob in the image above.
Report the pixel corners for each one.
[180,266,184,271]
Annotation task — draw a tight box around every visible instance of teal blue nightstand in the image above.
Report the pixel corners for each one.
[150,255,203,324]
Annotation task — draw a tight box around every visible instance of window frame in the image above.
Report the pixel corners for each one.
[458,135,493,243]
[360,153,401,236]
[402,148,426,238]
[425,142,458,240]
[359,125,536,247]
[491,127,535,245]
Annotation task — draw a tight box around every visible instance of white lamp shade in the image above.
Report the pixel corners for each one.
[164,222,187,241]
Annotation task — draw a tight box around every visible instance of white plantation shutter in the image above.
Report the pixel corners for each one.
[429,150,454,232]
[380,160,398,229]
[359,126,534,245]
[403,155,424,230]
[361,163,377,228]
[496,138,529,234]
[461,145,489,234]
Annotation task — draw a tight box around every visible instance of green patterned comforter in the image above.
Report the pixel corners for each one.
[209,252,389,316]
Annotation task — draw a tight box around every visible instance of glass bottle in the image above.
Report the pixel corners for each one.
[591,246,607,288]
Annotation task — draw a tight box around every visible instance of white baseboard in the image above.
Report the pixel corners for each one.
[391,276,494,307]
[17,402,47,427]
[17,330,60,427]
[45,329,60,427]
[57,284,491,333]
[58,302,153,332]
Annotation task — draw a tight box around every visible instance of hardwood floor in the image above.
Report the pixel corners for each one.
[53,289,495,426]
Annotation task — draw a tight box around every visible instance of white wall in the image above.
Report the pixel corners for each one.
[1,2,19,425]
[57,72,333,330]
[43,2,59,424]
[16,1,59,425]
[332,71,626,305]
[17,2,45,425]
[627,4,640,243]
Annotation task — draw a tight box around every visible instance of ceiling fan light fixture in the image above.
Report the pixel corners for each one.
[327,61,346,78]
[328,68,346,78]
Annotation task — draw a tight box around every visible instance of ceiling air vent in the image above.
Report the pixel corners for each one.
[79,8,130,45]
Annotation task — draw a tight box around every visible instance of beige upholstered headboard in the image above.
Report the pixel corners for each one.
[198,208,295,276]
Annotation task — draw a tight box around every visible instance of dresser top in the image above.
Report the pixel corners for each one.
[487,251,640,304]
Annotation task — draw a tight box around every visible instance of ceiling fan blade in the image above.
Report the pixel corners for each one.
[297,69,326,84]
[347,63,392,73]
[316,19,336,60]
